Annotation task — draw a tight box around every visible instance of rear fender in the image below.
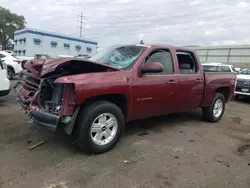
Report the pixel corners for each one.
[201,72,236,107]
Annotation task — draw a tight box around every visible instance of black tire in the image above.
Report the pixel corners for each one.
[7,67,14,80]
[74,100,125,154]
[202,92,225,123]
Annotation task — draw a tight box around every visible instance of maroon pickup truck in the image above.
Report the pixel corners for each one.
[14,44,236,154]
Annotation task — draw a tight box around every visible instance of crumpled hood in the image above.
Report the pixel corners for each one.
[40,57,119,77]
[26,56,50,76]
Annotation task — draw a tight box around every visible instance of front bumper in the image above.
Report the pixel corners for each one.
[235,91,250,96]
[29,109,60,132]
[14,70,60,132]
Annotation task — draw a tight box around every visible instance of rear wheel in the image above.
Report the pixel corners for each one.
[202,93,225,122]
[74,101,125,154]
[7,67,14,80]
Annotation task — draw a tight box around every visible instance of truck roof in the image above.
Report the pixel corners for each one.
[138,44,197,52]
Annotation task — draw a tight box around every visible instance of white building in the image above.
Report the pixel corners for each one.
[14,28,98,57]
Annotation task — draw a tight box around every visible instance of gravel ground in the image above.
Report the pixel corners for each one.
[0,82,250,188]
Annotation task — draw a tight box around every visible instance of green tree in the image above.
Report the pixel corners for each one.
[0,6,26,50]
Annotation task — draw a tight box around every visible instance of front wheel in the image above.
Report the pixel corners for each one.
[202,93,225,123]
[74,101,125,154]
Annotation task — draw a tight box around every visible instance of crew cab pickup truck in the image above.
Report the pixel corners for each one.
[14,44,236,154]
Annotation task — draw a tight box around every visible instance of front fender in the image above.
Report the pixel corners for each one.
[54,71,133,116]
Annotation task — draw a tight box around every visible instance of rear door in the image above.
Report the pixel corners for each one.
[131,48,179,119]
[175,50,204,110]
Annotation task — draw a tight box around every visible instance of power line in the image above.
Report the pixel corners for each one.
[77,12,86,38]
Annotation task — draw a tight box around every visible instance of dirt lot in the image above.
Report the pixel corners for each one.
[0,82,250,188]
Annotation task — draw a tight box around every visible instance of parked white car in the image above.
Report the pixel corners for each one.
[0,51,23,80]
[234,68,250,98]
[235,67,241,73]
[202,62,237,73]
[0,59,10,97]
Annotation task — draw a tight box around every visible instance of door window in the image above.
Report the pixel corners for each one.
[176,51,198,74]
[144,50,174,74]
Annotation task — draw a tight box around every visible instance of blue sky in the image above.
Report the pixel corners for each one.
[2,0,250,47]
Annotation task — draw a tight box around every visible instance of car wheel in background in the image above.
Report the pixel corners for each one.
[7,67,14,80]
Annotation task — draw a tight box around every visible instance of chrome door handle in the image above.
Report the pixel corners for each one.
[167,79,177,84]
[195,78,202,83]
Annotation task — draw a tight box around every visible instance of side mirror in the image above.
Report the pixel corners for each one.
[140,62,163,74]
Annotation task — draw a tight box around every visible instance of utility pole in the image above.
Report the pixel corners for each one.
[77,12,86,38]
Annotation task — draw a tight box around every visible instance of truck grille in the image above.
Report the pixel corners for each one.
[17,71,41,92]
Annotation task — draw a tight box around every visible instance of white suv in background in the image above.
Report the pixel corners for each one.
[0,51,23,80]
[0,59,10,97]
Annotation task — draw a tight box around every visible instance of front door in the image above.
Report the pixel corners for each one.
[131,49,179,120]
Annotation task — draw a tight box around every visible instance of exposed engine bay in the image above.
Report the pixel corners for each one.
[14,58,119,132]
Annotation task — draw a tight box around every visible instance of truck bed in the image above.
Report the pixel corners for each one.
[201,72,236,107]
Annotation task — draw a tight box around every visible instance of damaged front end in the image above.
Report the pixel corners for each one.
[14,57,118,133]
[14,71,78,133]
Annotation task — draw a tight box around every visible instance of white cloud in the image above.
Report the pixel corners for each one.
[1,0,250,47]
